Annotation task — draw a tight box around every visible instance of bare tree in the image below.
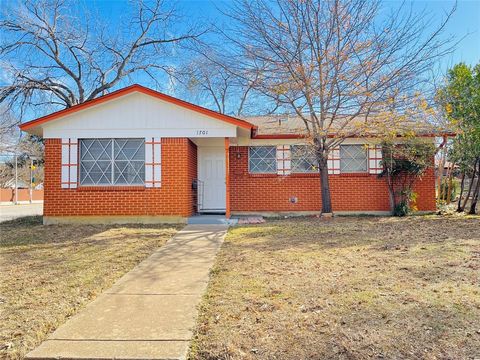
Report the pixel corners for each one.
[175,54,271,116]
[218,0,455,214]
[0,0,203,121]
[0,107,19,153]
[0,104,45,186]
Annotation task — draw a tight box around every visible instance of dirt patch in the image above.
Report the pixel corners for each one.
[0,216,182,359]
[191,215,480,360]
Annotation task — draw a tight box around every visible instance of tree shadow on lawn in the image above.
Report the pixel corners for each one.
[226,216,479,253]
[196,271,480,359]
[219,299,479,359]
[193,216,480,360]
[0,216,180,270]
[221,216,480,290]
[0,216,177,247]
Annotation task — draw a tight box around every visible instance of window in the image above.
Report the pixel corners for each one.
[79,139,145,185]
[249,146,276,173]
[291,145,318,173]
[340,144,367,173]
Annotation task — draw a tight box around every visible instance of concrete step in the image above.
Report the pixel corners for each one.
[187,215,238,225]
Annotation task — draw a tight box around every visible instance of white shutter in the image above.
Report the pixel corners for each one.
[327,147,340,174]
[368,145,383,174]
[61,138,78,189]
[276,145,291,176]
[145,137,162,187]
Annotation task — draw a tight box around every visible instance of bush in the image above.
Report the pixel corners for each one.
[393,191,418,217]
[380,138,435,216]
[393,201,410,216]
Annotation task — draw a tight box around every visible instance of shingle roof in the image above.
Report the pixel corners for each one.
[244,114,453,137]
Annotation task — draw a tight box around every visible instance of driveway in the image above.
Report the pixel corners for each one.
[0,203,43,222]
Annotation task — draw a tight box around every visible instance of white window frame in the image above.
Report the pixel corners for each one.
[291,145,318,173]
[340,144,368,173]
[248,146,277,174]
[79,138,145,186]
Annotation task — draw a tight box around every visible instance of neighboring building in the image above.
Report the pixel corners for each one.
[4,179,30,189]
[435,159,460,178]
[20,84,436,224]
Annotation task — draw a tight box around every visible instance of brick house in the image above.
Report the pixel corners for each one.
[20,84,436,224]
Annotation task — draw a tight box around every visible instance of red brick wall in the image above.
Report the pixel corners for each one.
[43,138,197,217]
[411,166,436,211]
[43,140,435,217]
[229,146,436,212]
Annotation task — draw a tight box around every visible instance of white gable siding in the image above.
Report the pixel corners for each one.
[42,92,237,139]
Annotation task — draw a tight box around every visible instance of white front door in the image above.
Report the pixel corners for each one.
[198,147,226,212]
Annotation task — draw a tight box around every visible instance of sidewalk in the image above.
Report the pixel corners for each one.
[0,203,43,222]
[26,224,228,360]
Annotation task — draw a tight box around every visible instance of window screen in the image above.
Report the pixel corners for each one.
[79,138,145,185]
[249,146,277,173]
[340,145,367,173]
[291,145,318,173]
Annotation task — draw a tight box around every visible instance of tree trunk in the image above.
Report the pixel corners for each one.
[387,173,396,214]
[446,163,454,203]
[468,160,480,215]
[437,144,447,200]
[318,158,333,214]
[457,171,466,212]
[462,158,478,210]
[468,180,479,214]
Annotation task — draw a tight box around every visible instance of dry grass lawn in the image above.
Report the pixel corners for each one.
[191,215,480,360]
[0,216,181,359]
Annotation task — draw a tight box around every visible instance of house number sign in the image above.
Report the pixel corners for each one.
[195,130,209,136]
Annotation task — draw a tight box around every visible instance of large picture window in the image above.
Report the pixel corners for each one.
[291,145,318,173]
[249,146,276,173]
[340,144,367,173]
[79,139,145,185]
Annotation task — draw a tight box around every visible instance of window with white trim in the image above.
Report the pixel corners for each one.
[249,146,276,173]
[340,144,367,173]
[79,139,145,185]
[291,145,318,173]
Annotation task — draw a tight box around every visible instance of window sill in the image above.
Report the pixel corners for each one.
[339,172,370,177]
[248,173,277,178]
[290,172,319,178]
[77,185,146,191]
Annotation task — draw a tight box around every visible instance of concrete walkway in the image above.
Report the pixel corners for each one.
[26,224,228,360]
[0,203,43,222]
